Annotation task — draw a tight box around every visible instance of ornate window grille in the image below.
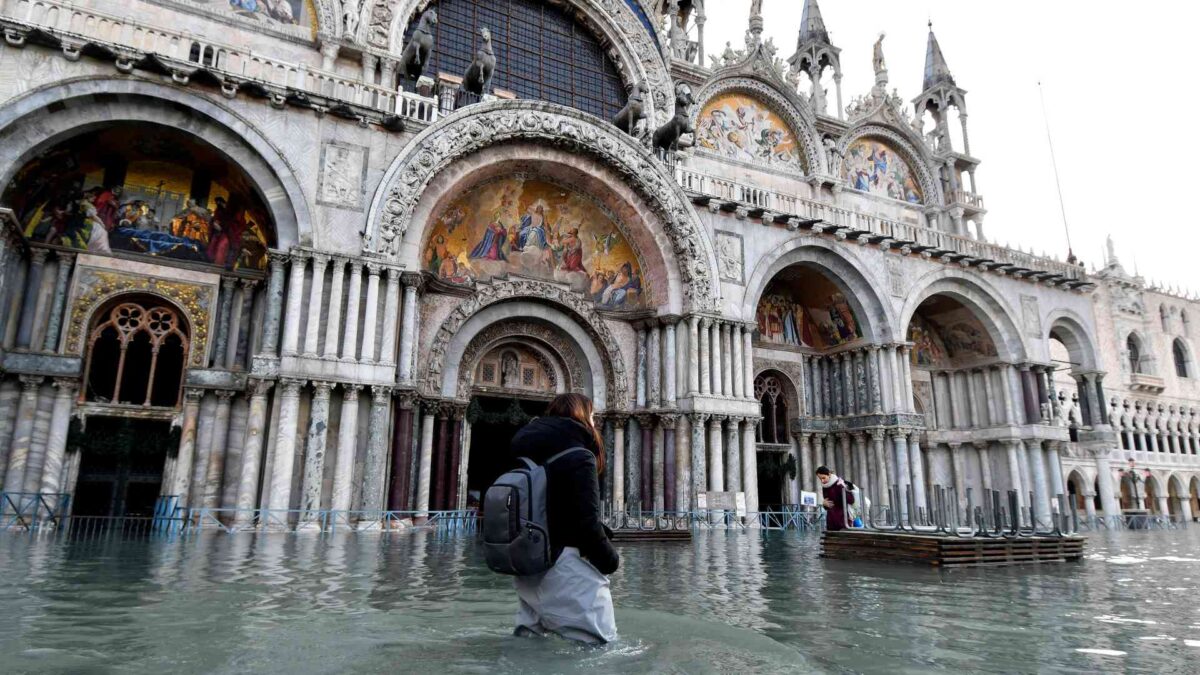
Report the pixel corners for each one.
[754,374,789,444]
[81,300,189,408]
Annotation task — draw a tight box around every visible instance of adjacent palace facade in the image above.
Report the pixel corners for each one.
[0,0,1196,527]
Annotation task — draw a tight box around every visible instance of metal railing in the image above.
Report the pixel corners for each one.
[604,505,823,531]
[859,483,1080,538]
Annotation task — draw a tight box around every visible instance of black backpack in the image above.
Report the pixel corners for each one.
[482,448,587,576]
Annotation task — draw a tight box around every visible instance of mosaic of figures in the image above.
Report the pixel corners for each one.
[909,312,998,367]
[7,127,273,270]
[696,93,804,169]
[424,177,647,310]
[756,272,863,350]
[227,0,309,25]
[842,138,923,204]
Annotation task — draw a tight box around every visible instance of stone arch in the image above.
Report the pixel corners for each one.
[406,144,679,311]
[743,238,894,343]
[365,100,718,311]
[0,77,310,249]
[80,293,191,407]
[422,279,628,410]
[836,124,944,207]
[899,271,1027,363]
[1046,311,1100,371]
[457,318,587,400]
[690,75,823,175]
[1167,472,1188,516]
[1125,330,1150,374]
[389,0,672,119]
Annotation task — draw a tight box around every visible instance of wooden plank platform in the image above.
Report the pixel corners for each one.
[820,530,1085,568]
[611,529,693,543]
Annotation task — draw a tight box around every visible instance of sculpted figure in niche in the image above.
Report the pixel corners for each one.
[368,0,393,48]
[501,352,520,388]
[342,0,360,39]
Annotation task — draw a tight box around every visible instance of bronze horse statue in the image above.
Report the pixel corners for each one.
[653,82,695,156]
[399,9,437,84]
[460,26,495,96]
[612,82,649,136]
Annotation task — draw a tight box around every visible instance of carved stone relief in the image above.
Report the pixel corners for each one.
[1020,294,1042,338]
[714,230,744,284]
[317,141,369,211]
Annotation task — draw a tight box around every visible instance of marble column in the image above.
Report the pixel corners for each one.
[1026,440,1051,526]
[415,402,436,518]
[341,261,363,360]
[37,379,76,495]
[690,413,708,508]
[42,252,74,353]
[708,416,724,492]
[170,388,205,502]
[299,382,333,521]
[1005,440,1026,523]
[379,267,401,365]
[721,323,734,396]
[360,385,391,513]
[281,255,307,357]
[724,417,741,494]
[359,263,382,363]
[647,322,661,409]
[301,254,328,357]
[852,432,869,502]
[639,415,653,507]
[234,380,273,523]
[788,433,803,504]
[662,415,677,510]
[231,279,256,369]
[1045,441,1066,502]
[1018,366,1039,423]
[710,321,723,396]
[742,418,759,515]
[999,365,1018,424]
[870,429,889,507]
[201,390,236,509]
[673,414,687,510]
[841,353,854,416]
[386,392,416,512]
[687,316,700,395]
[635,325,647,408]
[976,442,993,492]
[731,323,743,399]
[398,274,421,382]
[262,253,288,356]
[213,276,238,367]
[627,417,641,507]
[899,346,914,412]
[887,346,904,415]
[798,433,814,493]
[663,320,677,407]
[322,257,346,359]
[698,319,711,396]
[2,376,43,500]
[869,346,884,413]
[949,442,967,513]
[742,325,754,399]
[651,416,665,510]
[892,430,911,522]
[267,380,304,512]
[15,249,48,349]
[447,407,465,509]
[610,414,627,512]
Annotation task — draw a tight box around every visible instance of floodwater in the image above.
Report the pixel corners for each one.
[1,528,1198,674]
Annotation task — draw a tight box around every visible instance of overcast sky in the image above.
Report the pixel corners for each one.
[701,0,1196,293]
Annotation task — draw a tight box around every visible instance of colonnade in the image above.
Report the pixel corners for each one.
[801,344,913,417]
[1110,398,1200,457]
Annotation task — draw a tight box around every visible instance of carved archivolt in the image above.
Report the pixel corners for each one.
[835,123,944,207]
[365,100,717,309]
[691,76,823,176]
[389,0,672,118]
[422,279,627,408]
[457,320,586,400]
[65,268,214,367]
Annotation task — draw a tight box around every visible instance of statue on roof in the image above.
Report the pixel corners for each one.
[750,0,764,17]
[872,32,887,76]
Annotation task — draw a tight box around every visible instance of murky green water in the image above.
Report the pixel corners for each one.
[1,527,1198,674]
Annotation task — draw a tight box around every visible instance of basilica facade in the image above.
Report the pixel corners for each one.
[0,0,1195,527]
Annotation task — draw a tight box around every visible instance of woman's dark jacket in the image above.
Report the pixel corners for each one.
[509,416,619,574]
[822,479,855,531]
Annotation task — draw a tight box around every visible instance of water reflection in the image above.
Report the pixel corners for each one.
[1,529,1198,673]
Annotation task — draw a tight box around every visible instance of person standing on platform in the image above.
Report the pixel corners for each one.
[817,465,855,531]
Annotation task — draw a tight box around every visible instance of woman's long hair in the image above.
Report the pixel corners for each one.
[544,393,606,474]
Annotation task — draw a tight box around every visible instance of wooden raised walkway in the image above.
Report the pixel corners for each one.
[821,530,1085,568]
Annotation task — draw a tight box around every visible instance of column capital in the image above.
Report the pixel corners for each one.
[54,250,77,264]
[268,251,290,268]
[220,275,239,291]
[659,413,679,430]
[340,383,363,402]
[247,378,274,397]
[183,386,206,402]
[690,411,710,425]
[370,384,393,402]
[725,415,744,426]
[347,259,364,274]
[604,411,630,425]
[214,388,237,402]
[708,414,727,425]
[658,313,682,326]
[852,430,867,443]
[401,271,424,288]
[907,429,922,443]
[365,261,383,276]
[868,427,888,442]
[633,411,656,427]
[279,378,306,396]
[28,247,49,264]
[239,277,260,291]
[310,252,331,267]
[51,377,78,394]
[392,388,416,407]
[384,265,402,282]
[17,374,44,390]
[311,381,335,399]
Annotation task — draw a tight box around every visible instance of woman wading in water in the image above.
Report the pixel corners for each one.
[508,393,619,644]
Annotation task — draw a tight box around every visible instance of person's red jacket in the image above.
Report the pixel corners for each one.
[822,479,855,531]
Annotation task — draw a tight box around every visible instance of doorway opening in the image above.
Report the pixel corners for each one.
[464,396,548,509]
[756,450,794,510]
[70,416,177,517]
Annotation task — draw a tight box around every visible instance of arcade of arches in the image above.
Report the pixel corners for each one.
[1,0,1198,530]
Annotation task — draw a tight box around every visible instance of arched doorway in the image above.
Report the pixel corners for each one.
[72,295,191,517]
[463,341,562,509]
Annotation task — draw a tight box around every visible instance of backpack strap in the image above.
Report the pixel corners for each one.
[545,447,590,465]
[517,457,538,470]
